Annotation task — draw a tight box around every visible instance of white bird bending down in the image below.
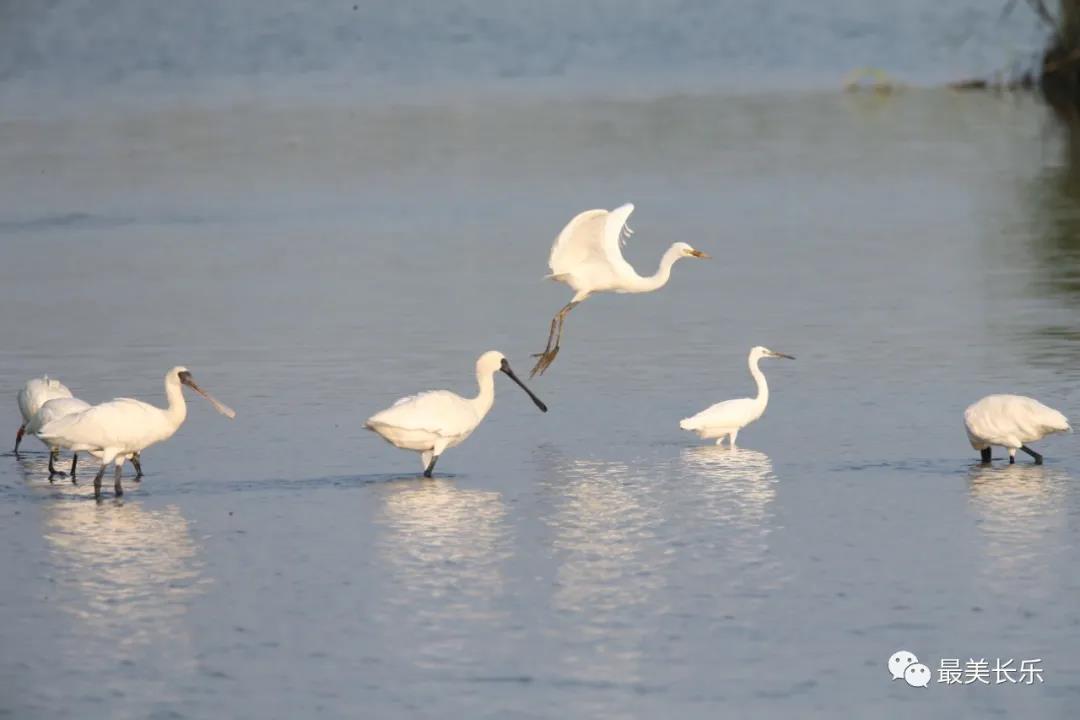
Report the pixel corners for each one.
[15,376,74,454]
[680,346,795,447]
[530,203,710,377]
[366,351,548,477]
[35,367,236,498]
[964,394,1070,465]
[25,397,91,479]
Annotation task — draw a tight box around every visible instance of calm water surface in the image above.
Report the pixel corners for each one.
[2,90,1080,718]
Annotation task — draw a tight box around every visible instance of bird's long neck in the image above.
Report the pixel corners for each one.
[627,245,683,293]
[164,378,188,428]
[749,355,769,409]
[471,369,497,419]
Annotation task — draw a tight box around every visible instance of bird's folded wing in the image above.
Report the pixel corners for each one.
[366,391,476,436]
[683,398,755,428]
[36,398,158,448]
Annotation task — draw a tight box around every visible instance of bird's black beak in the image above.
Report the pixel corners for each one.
[179,371,237,419]
[500,359,548,412]
[771,352,795,360]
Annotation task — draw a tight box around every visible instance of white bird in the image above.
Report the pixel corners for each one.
[680,346,795,447]
[366,351,548,477]
[15,376,74,454]
[964,394,1070,465]
[25,397,91,479]
[35,367,236,498]
[530,203,710,377]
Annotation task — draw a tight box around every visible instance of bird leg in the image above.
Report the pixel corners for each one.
[48,450,66,479]
[70,453,78,482]
[980,447,992,463]
[530,301,579,377]
[14,424,25,455]
[131,453,143,480]
[93,463,107,499]
[114,464,124,497]
[423,454,440,478]
[1020,445,1043,465]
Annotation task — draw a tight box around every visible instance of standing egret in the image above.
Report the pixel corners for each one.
[15,376,74,454]
[964,394,1070,464]
[365,351,547,477]
[35,367,236,498]
[530,203,710,377]
[680,346,794,447]
[25,397,90,479]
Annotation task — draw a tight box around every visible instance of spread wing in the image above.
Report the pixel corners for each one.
[681,398,757,431]
[36,398,167,451]
[365,391,478,437]
[547,203,635,278]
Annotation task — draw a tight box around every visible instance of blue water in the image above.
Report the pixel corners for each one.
[2,4,1080,719]
[0,0,1049,102]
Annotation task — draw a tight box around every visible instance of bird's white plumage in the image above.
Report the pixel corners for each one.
[680,346,793,447]
[35,366,234,469]
[964,394,1070,451]
[24,397,91,437]
[367,390,484,447]
[17,376,74,424]
[365,350,546,472]
[530,203,709,376]
[547,204,637,291]
[681,398,761,436]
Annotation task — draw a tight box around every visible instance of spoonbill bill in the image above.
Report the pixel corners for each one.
[530,203,709,377]
[15,376,74,454]
[25,397,90,479]
[35,367,236,498]
[365,351,547,477]
[680,346,794,447]
[964,394,1070,464]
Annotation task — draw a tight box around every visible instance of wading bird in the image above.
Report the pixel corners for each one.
[366,351,547,477]
[964,394,1070,465]
[15,376,74,454]
[530,203,709,377]
[35,367,235,498]
[25,397,90,479]
[680,346,794,447]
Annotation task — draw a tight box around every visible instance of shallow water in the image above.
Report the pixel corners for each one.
[3,89,1080,718]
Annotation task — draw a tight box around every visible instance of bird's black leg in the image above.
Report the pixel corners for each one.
[1020,445,1043,465]
[93,463,107,499]
[424,455,439,478]
[530,300,579,377]
[70,453,78,482]
[980,447,992,463]
[131,453,143,480]
[114,464,124,497]
[14,424,25,455]
[48,450,65,480]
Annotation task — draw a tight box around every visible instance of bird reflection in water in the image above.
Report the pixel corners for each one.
[678,446,786,599]
[542,457,668,688]
[374,480,511,670]
[967,462,1070,597]
[42,499,206,695]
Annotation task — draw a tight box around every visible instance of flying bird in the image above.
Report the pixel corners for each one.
[530,203,709,377]
[366,351,547,477]
[964,394,1070,464]
[36,367,235,498]
[680,346,794,447]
